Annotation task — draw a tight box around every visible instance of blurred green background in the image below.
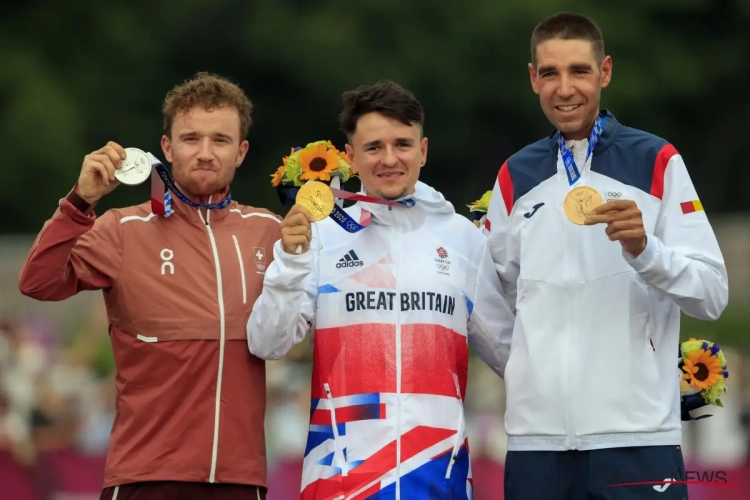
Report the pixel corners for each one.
[1,2,749,498]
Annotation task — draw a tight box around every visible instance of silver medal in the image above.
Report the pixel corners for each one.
[115,147,152,186]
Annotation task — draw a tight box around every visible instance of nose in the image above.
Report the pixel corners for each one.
[382,146,398,167]
[197,137,213,162]
[557,74,575,99]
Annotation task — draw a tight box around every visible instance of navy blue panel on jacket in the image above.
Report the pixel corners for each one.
[504,110,673,207]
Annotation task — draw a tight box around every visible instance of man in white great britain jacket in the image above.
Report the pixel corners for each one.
[247,80,515,500]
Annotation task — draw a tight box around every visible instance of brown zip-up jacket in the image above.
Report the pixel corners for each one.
[18,188,281,489]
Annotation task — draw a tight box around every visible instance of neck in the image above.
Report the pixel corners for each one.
[562,110,600,141]
[175,183,229,206]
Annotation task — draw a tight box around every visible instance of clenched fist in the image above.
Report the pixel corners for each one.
[281,204,315,255]
[74,141,127,204]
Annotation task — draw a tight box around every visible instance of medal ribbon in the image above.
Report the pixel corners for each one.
[278,184,414,234]
[147,153,232,216]
[557,115,605,186]
[327,189,414,233]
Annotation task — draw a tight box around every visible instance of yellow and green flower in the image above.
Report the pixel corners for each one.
[680,338,728,407]
[271,140,355,188]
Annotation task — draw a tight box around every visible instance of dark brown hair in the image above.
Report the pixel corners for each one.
[162,72,253,140]
[338,80,424,139]
[530,13,605,67]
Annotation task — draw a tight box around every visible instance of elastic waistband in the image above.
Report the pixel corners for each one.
[507,429,682,451]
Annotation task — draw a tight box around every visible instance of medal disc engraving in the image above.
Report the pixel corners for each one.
[563,186,603,224]
[115,147,152,186]
[296,181,335,221]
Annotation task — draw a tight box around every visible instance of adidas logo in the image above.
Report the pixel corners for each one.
[336,249,363,268]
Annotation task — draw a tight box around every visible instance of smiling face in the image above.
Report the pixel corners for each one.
[160,106,248,201]
[529,38,612,140]
[345,112,427,200]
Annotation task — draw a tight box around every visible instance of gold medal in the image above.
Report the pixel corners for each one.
[563,186,603,224]
[296,181,335,221]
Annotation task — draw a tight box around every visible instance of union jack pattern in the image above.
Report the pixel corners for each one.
[301,253,475,499]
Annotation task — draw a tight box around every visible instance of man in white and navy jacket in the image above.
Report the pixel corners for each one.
[484,12,729,500]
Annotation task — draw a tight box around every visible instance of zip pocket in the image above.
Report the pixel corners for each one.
[445,373,465,479]
[324,382,348,477]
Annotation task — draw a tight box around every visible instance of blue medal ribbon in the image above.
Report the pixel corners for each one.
[557,115,605,186]
[147,153,232,217]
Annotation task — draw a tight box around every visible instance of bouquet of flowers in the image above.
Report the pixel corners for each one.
[679,338,729,420]
[467,190,493,227]
[271,140,356,188]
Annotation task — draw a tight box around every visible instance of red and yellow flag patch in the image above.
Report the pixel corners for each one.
[680,200,704,214]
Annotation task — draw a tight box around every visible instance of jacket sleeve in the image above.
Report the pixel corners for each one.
[624,150,728,320]
[18,195,123,301]
[483,162,520,310]
[467,238,515,378]
[247,237,319,360]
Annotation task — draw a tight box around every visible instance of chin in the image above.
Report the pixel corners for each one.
[185,180,227,197]
[378,186,408,200]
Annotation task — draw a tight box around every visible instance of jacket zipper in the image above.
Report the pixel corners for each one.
[565,226,576,450]
[392,206,402,498]
[197,201,227,482]
[565,145,588,451]
[445,373,465,479]
[323,382,347,476]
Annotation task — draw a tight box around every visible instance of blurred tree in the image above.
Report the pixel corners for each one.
[1,0,748,234]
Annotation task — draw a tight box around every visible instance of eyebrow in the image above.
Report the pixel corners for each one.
[363,138,415,148]
[570,63,594,71]
[537,65,556,74]
[538,62,594,74]
[178,131,234,141]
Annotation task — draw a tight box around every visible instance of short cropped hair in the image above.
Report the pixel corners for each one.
[162,72,253,140]
[530,13,605,67]
[338,80,424,140]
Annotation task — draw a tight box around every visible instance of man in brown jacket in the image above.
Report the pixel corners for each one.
[18,72,279,500]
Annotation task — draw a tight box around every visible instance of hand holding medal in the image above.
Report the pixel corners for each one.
[584,199,647,257]
[75,141,130,204]
[557,115,646,256]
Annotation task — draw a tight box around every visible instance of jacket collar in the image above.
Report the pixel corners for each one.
[545,109,620,155]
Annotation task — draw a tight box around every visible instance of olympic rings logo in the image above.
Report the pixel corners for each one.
[346,222,359,231]
[437,264,449,271]
[607,191,621,199]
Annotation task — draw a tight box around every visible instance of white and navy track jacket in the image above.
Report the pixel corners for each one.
[484,110,729,452]
[247,181,514,499]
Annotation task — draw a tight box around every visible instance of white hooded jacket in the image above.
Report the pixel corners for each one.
[247,180,514,499]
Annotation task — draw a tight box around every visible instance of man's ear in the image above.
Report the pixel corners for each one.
[528,63,540,95]
[600,55,613,88]
[161,135,173,163]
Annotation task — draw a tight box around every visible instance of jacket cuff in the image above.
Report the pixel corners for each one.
[274,239,315,269]
[62,184,97,215]
[624,235,658,273]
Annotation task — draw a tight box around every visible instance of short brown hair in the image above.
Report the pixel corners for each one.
[338,80,424,140]
[531,13,605,67]
[162,72,253,140]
